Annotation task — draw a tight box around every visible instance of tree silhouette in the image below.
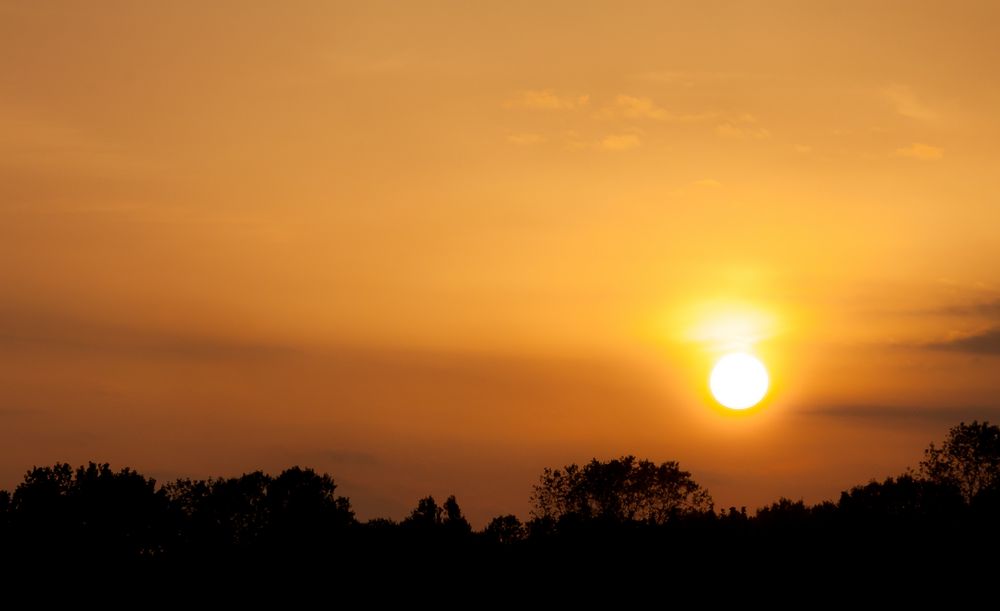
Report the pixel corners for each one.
[162,468,353,555]
[401,494,471,538]
[530,455,712,523]
[442,494,472,535]
[919,420,1000,503]
[755,497,811,528]
[162,471,271,551]
[0,421,998,571]
[484,514,526,544]
[9,462,166,557]
[837,475,964,524]
[403,495,443,528]
[265,466,354,549]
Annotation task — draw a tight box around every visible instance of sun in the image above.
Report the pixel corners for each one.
[709,352,769,410]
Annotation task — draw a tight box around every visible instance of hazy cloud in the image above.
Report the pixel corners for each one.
[599,133,641,151]
[926,328,1000,355]
[936,299,1000,317]
[631,70,697,85]
[630,69,762,87]
[671,178,725,197]
[691,179,723,188]
[895,142,944,160]
[596,94,716,122]
[325,450,381,466]
[801,404,1000,426]
[0,407,45,419]
[611,95,670,120]
[506,132,546,145]
[882,84,937,120]
[884,296,1000,354]
[0,305,294,360]
[505,90,589,110]
[715,123,771,140]
[327,53,415,75]
[0,104,149,174]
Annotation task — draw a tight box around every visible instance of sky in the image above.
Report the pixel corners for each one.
[2,1,1000,524]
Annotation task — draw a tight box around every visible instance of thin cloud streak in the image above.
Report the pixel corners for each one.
[800,404,1000,426]
[925,328,1000,355]
[0,306,296,360]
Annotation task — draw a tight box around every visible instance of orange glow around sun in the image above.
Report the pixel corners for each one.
[660,298,784,414]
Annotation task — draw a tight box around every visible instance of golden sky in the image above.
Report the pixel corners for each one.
[3,1,1000,523]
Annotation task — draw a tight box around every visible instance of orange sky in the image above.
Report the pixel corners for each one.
[3,1,1000,524]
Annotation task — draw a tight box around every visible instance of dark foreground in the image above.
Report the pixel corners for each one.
[1,421,998,596]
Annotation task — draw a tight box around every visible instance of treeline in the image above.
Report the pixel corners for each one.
[0,421,998,566]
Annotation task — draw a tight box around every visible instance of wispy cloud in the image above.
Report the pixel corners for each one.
[615,95,670,120]
[926,328,1000,355]
[801,404,1000,426]
[325,450,381,466]
[882,84,937,121]
[936,299,1000,317]
[599,133,641,151]
[506,132,546,146]
[0,104,150,174]
[894,142,944,160]
[0,305,294,360]
[880,295,1000,355]
[630,70,702,85]
[671,178,724,196]
[327,54,415,75]
[505,90,589,111]
[0,407,45,419]
[715,123,771,140]
[630,69,764,87]
[596,94,716,123]
[691,178,723,188]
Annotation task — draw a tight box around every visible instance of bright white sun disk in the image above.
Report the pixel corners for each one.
[709,353,769,410]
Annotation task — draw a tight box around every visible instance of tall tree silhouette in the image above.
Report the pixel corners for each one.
[442,495,472,535]
[919,420,1000,503]
[403,495,443,528]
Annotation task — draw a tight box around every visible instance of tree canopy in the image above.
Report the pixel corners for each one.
[919,420,1000,503]
[530,455,713,524]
